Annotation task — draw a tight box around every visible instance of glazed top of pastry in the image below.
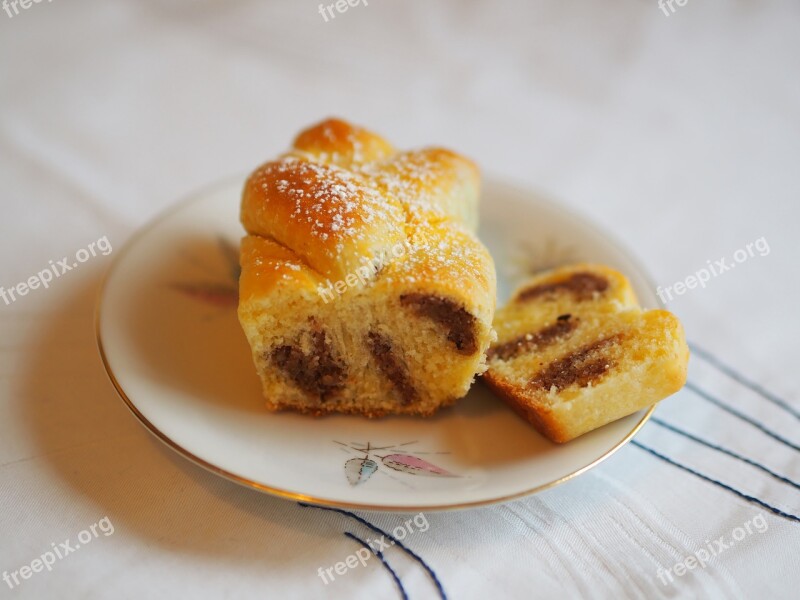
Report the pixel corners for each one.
[240,118,480,281]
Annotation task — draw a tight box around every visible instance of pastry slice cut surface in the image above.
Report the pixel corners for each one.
[483,264,688,443]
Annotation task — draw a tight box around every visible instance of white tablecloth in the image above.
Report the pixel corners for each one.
[1,1,798,598]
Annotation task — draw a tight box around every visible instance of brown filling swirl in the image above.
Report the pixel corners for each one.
[270,328,347,401]
[529,334,622,392]
[366,331,417,404]
[487,315,577,362]
[399,293,478,355]
[517,273,609,303]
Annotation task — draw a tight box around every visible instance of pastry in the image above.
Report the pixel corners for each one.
[482,264,688,442]
[238,118,496,416]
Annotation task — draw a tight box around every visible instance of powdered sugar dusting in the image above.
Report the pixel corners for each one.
[250,158,403,261]
[244,122,481,281]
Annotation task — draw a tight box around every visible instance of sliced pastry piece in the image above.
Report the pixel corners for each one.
[482,264,688,442]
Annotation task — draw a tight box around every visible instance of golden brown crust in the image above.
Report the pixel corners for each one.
[240,119,481,287]
[291,117,395,167]
[367,148,480,229]
[241,158,406,282]
[480,376,567,441]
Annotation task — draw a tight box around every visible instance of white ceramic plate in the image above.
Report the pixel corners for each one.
[96,177,658,511]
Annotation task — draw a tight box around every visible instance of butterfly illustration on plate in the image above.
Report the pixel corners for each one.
[335,440,460,487]
[169,236,240,309]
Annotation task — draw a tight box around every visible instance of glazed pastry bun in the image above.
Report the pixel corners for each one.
[238,118,496,416]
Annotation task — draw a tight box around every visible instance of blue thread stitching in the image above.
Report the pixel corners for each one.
[631,440,800,523]
[344,531,408,600]
[690,342,800,420]
[650,417,800,491]
[299,502,447,600]
[686,382,800,452]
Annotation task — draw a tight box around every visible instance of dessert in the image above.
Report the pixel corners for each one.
[238,118,496,416]
[482,264,688,442]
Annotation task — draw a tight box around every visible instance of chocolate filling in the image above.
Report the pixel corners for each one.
[529,334,621,392]
[366,331,417,404]
[487,315,578,362]
[270,329,347,401]
[399,293,477,355]
[517,273,609,302]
